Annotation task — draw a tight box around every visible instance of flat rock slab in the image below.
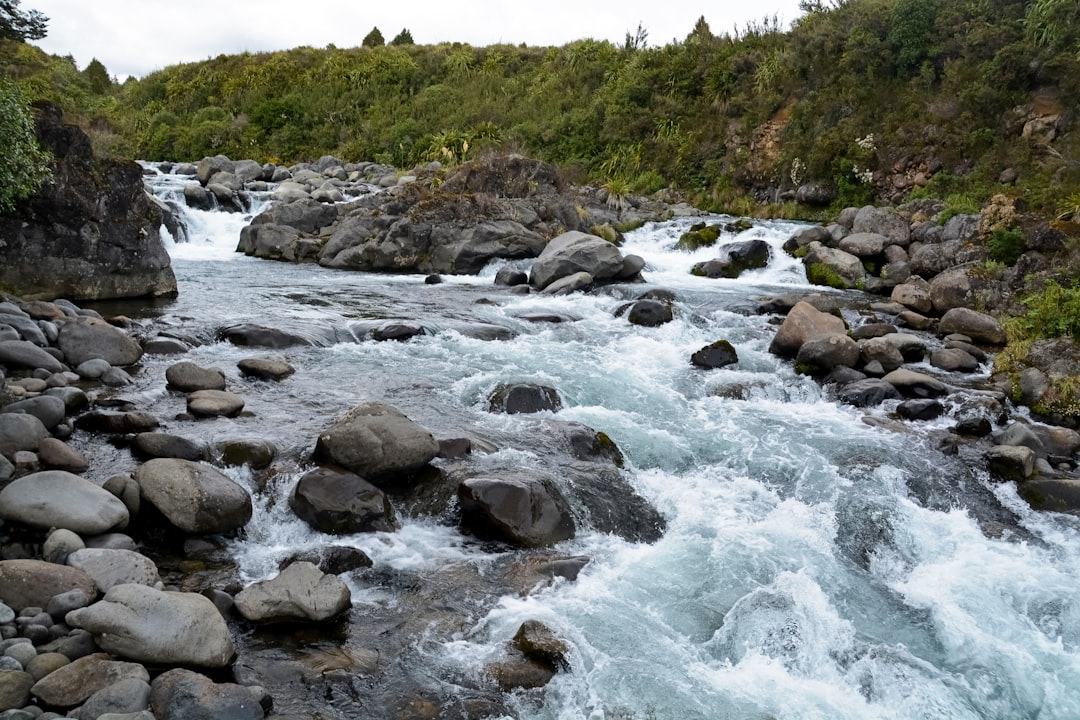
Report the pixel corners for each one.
[0,470,129,534]
[187,390,245,417]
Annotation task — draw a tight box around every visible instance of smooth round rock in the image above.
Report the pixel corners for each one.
[186,390,245,418]
[0,471,128,535]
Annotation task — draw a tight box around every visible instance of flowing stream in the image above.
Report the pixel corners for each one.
[103,168,1080,719]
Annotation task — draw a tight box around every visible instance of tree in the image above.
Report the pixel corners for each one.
[624,22,648,51]
[391,28,414,46]
[0,0,47,42]
[0,80,50,212]
[362,26,385,48]
[83,58,113,94]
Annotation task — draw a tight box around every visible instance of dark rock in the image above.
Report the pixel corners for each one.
[459,474,576,548]
[795,334,860,375]
[626,299,673,327]
[837,379,901,407]
[74,411,159,434]
[289,468,397,534]
[237,357,294,381]
[0,104,176,301]
[313,401,439,483]
[280,546,373,575]
[437,437,473,459]
[0,341,64,373]
[566,424,625,468]
[512,620,569,669]
[371,321,425,342]
[690,240,771,279]
[0,414,49,457]
[494,268,528,286]
[131,433,206,461]
[486,658,557,691]
[488,383,562,414]
[165,361,226,392]
[218,439,276,469]
[219,324,311,348]
[897,399,945,421]
[424,274,443,284]
[690,340,739,369]
[850,323,897,340]
[149,668,264,720]
[954,416,993,437]
[1018,477,1080,514]
[931,348,980,373]
[133,459,252,534]
[987,445,1035,482]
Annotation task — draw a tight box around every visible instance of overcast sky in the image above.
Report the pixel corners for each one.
[28,0,807,81]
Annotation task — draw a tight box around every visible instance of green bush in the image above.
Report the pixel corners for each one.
[987,228,1025,265]
[0,80,50,212]
[1015,280,1080,340]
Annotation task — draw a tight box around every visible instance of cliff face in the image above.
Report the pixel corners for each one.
[0,103,176,301]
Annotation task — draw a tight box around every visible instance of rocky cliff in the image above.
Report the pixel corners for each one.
[0,103,176,301]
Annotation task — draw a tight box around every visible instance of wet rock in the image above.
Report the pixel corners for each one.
[0,341,64,373]
[0,414,49,457]
[486,657,556,691]
[1017,476,1080,514]
[541,270,593,295]
[938,308,1007,345]
[0,669,33,711]
[837,379,902,407]
[149,668,264,720]
[768,301,846,358]
[690,239,771,278]
[218,439,276,469]
[66,549,161,593]
[29,653,149,708]
[74,411,159,434]
[134,459,252,534]
[371,321,425,342]
[234,561,351,624]
[997,422,1045,455]
[237,358,294,381]
[897,399,945,421]
[219,324,311,348]
[626,299,673,327]
[56,318,142,367]
[35,438,86,472]
[488,383,562,414]
[883,368,948,398]
[859,336,905,373]
[459,473,576,548]
[690,340,739,369]
[529,231,625,291]
[186,389,245,418]
[280,546,373,575]
[0,395,66,429]
[289,468,397,534]
[44,386,89,414]
[313,401,438,484]
[494,267,528,286]
[931,348,980,373]
[850,323,898,341]
[142,336,190,354]
[77,676,152,719]
[987,445,1035,482]
[882,333,927,362]
[0,560,96,611]
[45,588,90,619]
[131,432,206,461]
[795,334,860,376]
[42,528,85,565]
[512,620,569,669]
[66,585,235,668]
[165,362,226,392]
[0,471,128,534]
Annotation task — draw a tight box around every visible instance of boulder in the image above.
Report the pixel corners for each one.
[768,301,847,358]
[626,299,673,327]
[987,445,1036,482]
[280,545,373,575]
[512,620,569,669]
[237,357,295,381]
[65,584,235,667]
[882,368,948,398]
[852,206,910,246]
[186,389,246,418]
[313,402,438,483]
[0,414,49,457]
[837,379,901,407]
[541,271,593,295]
[0,559,96,611]
[149,668,264,720]
[930,348,980,373]
[75,676,152,719]
[289,468,397,534]
[897,399,945,421]
[0,669,33,710]
[459,474,576,548]
[0,395,68,430]
[165,361,226,392]
[890,282,933,315]
[131,432,206,461]
[234,561,351,623]
[488,383,563,414]
[371,321,426,342]
[803,242,866,289]
[134,459,252,534]
[690,240,771,278]
[495,267,529,286]
[66,548,161,593]
[795,334,860,375]
[859,337,905,372]
[0,340,64,373]
[219,323,311,348]
[37,437,88,472]
[938,308,1007,345]
[1018,477,1080,514]
[0,471,128,534]
[690,340,739,369]
[57,318,143,366]
[838,232,889,258]
[529,231,624,291]
[218,439,276,469]
[29,653,149,708]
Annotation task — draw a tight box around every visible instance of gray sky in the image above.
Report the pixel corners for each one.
[28,1,806,81]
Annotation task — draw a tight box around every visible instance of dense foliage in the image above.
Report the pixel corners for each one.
[0,0,46,42]
[0,78,50,211]
[6,0,1080,217]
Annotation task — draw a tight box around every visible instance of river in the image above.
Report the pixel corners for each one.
[97,168,1080,719]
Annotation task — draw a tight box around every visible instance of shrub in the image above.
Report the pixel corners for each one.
[1014,280,1080,340]
[987,228,1025,265]
[0,80,50,212]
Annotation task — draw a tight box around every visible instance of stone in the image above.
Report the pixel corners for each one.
[897,399,945,421]
[488,383,562,414]
[45,588,90,619]
[890,283,933,315]
[512,620,569,669]
[541,271,593,295]
[75,358,112,379]
[0,670,33,712]
[938,308,1007,345]
[0,560,96,611]
[837,379,901,407]
[149,668,264,720]
[134,459,252,534]
[186,390,245,418]
[495,267,529,286]
[838,232,889,257]
[45,386,89,413]
[529,231,625,291]
[859,336,905,373]
[42,529,85,565]
[0,414,48,457]
[883,369,948,398]
[0,341,64,373]
[142,336,190,355]
[74,411,159,434]
[56,319,142,367]
[852,206,911,245]
[280,546,373,575]
[66,585,235,668]
[65,549,161,593]
[0,396,67,429]
[29,653,149,708]
[131,433,205,461]
[312,402,438,483]
[165,362,226,392]
[459,474,576,548]
[24,652,68,682]
[236,358,294,381]
[77,677,152,719]
[690,240,771,278]
[626,299,673,327]
[1018,477,1080,514]
[987,445,1036,483]
[931,348,980,373]
[690,340,738,369]
[795,334,860,375]
[803,242,866,289]
[219,324,311,348]
[36,438,88,473]
[234,562,351,623]
[486,658,557,692]
[768,301,847,359]
[289,468,397,534]
[882,333,927,362]
[0,471,128,535]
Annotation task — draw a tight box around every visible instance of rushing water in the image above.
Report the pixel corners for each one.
[117,168,1080,719]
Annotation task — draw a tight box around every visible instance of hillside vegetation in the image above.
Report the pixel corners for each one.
[3,0,1080,219]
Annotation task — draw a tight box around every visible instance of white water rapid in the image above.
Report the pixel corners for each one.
[136,167,1080,720]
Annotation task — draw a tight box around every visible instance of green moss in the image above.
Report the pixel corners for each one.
[675,222,722,251]
[805,262,848,289]
[613,219,646,234]
[589,223,619,244]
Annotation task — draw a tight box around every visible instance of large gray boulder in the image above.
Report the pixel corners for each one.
[852,206,910,246]
[165,361,226,392]
[66,548,161,593]
[0,395,67,429]
[234,561,351,623]
[66,584,236,667]
[28,653,149,708]
[768,301,847,358]
[133,459,252,534]
[150,668,265,720]
[289,468,397,534]
[0,471,129,535]
[795,333,861,375]
[458,473,576,548]
[0,414,49,457]
[0,340,64,372]
[75,676,152,719]
[938,308,1007,345]
[838,232,889,258]
[529,231,625,291]
[0,559,96,611]
[313,402,438,485]
[57,318,143,366]
[803,241,866,289]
